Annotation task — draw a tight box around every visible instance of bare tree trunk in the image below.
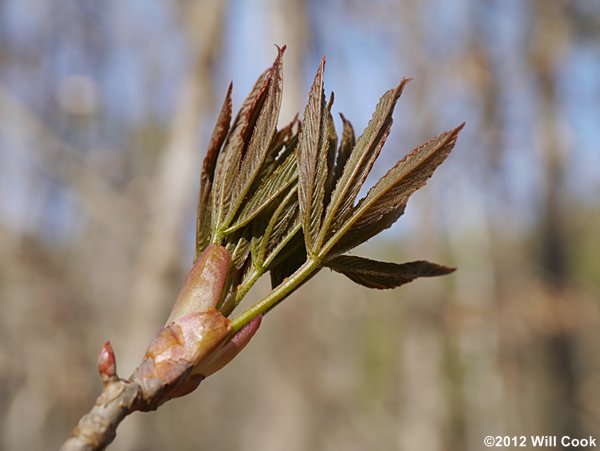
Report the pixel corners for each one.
[529,0,578,438]
[392,3,454,450]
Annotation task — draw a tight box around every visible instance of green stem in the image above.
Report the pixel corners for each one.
[220,267,264,317]
[230,258,320,332]
[210,230,224,245]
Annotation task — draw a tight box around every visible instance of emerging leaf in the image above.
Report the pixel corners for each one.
[196,84,232,258]
[333,113,356,183]
[269,233,307,288]
[297,57,331,255]
[229,151,298,232]
[66,51,466,449]
[229,46,285,224]
[251,185,301,268]
[212,47,284,233]
[326,255,455,289]
[228,236,251,270]
[193,48,463,336]
[318,80,409,250]
[326,124,464,256]
[324,93,339,206]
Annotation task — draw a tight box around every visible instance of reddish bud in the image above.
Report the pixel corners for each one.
[129,245,237,405]
[194,315,262,377]
[146,308,231,372]
[98,340,117,383]
[131,308,232,405]
[167,245,231,323]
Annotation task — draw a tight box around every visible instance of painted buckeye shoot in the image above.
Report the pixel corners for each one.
[61,46,463,451]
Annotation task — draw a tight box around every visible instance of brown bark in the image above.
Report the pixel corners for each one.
[59,379,143,451]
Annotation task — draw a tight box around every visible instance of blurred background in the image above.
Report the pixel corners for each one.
[1,0,599,450]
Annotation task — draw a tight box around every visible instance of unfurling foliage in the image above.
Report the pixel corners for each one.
[62,46,463,451]
[154,44,464,383]
[193,47,463,332]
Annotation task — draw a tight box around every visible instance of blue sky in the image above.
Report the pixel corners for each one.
[1,0,599,245]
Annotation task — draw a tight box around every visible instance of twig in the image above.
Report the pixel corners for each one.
[59,339,202,451]
[59,379,142,451]
[60,342,143,451]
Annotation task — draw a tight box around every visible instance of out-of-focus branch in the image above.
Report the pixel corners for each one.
[60,341,143,451]
[59,338,194,451]
[529,0,578,438]
[60,374,142,451]
[0,87,142,243]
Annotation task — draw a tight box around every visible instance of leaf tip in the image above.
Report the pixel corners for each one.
[222,82,233,111]
[267,45,286,83]
[315,55,326,79]
[439,265,457,275]
[274,44,287,63]
[413,260,457,277]
[327,91,335,110]
[445,122,466,150]
[394,78,412,97]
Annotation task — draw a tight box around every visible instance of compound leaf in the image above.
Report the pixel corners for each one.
[328,123,464,256]
[319,80,409,248]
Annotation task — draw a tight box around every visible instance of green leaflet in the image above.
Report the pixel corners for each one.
[333,113,355,183]
[196,83,232,259]
[228,235,251,271]
[326,255,455,289]
[227,46,285,226]
[226,151,298,233]
[258,116,299,180]
[211,49,283,235]
[317,80,409,250]
[251,184,301,269]
[192,48,463,333]
[297,57,331,255]
[269,233,306,289]
[324,124,465,257]
[324,93,338,207]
